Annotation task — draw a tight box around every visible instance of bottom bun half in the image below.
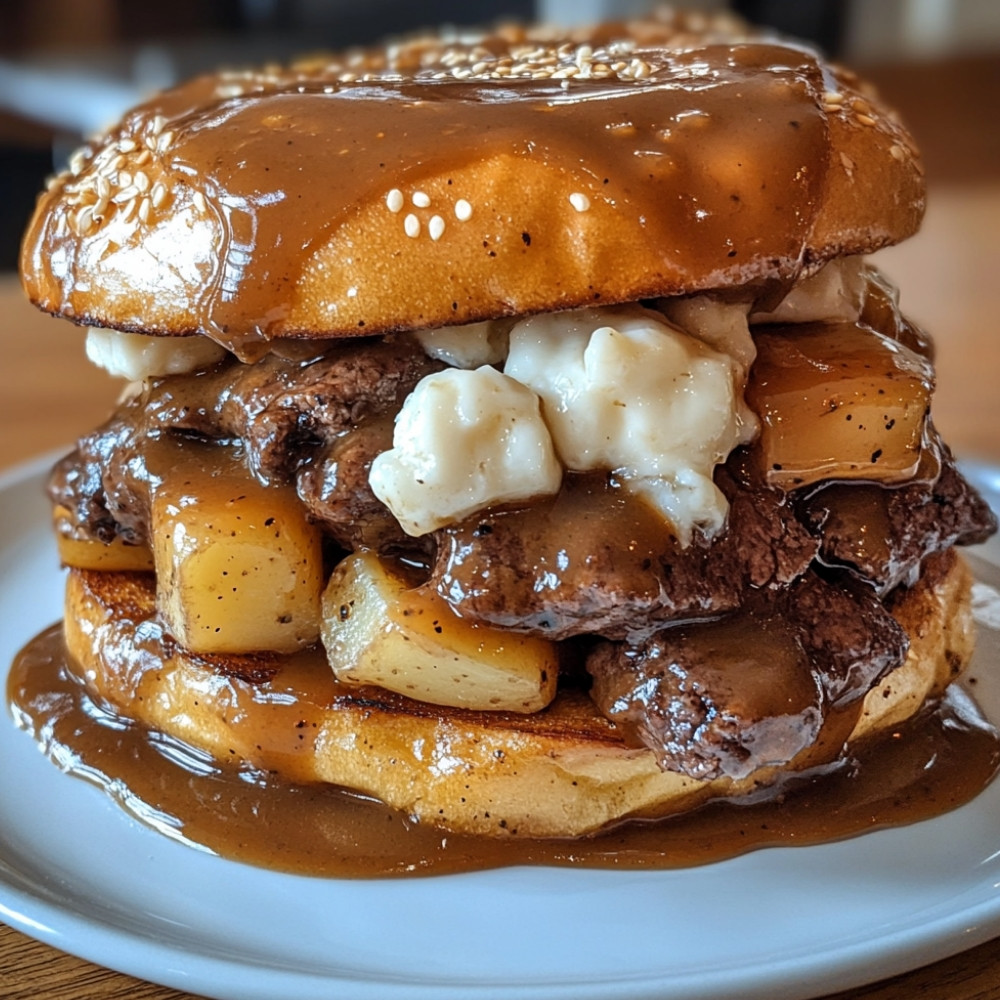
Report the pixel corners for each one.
[65,550,974,838]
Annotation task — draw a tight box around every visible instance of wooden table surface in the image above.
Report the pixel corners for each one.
[2,44,1000,992]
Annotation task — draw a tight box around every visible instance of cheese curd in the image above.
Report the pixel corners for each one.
[415,319,510,368]
[86,327,226,381]
[505,306,756,542]
[659,296,756,372]
[750,256,866,325]
[368,366,561,537]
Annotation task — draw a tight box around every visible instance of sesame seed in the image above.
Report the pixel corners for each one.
[100,154,124,178]
[404,213,420,237]
[149,115,167,136]
[118,170,133,188]
[151,181,168,208]
[68,148,88,176]
[412,190,431,208]
[455,198,472,221]
[386,188,404,213]
[113,185,139,204]
[428,215,445,240]
[193,191,208,213]
[822,91,844,105]
[138,197,151,224]
[120,198,138,223]
[156,131,174,153]
[569,192,590,212]
[75,205,95,234]
[134,170,150,193]
[889,144,907,162]
[856,114,877,127]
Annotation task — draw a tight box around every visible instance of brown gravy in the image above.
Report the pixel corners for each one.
[23,32,834,352]
[9,624,1000,878]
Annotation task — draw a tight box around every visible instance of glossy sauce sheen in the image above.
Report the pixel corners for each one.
[24,39,830,353]
[9,626,1000,877]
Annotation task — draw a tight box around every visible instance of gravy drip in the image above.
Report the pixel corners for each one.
[10,625,999,877]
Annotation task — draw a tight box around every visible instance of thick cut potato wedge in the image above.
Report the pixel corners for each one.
[321,551,558,713]
[151,457,323,654]
[748,320,933,489]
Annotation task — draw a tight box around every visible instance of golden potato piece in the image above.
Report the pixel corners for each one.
[748,320,933,489]
[321,551,558,713]
[151,458,323,654]
[53,505,154,571]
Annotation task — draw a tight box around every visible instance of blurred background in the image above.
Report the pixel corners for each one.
[1,0,998,270]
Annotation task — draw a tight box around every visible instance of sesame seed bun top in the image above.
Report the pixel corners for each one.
[20,10,924,356]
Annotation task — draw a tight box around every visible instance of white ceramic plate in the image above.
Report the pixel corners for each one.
[2,453,1000,1000]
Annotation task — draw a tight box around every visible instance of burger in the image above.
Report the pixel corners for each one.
[13,10,998,855]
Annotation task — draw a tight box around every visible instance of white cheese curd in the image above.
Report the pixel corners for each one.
[368,366,561,537]
[85,327,226,381]
[415,319,510,368]
[659,295,756,372]
[504,305,756,544]
[750,256,866,325]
